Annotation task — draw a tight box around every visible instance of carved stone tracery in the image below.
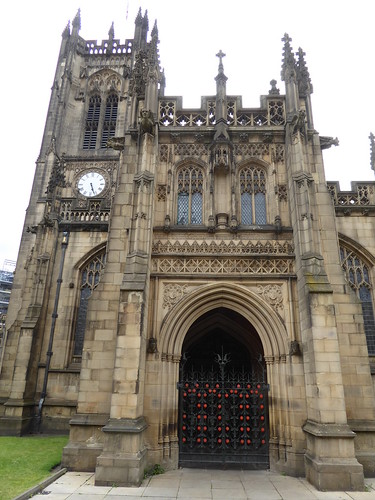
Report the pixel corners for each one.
[152,257,294,275]
[256,284,284,312]
[163,283,189,310]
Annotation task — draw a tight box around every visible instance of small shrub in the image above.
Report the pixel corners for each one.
[144,463,165,478]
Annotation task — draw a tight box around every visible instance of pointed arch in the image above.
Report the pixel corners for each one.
[159,282,288,360]
[72,244,107,359]
[339,234,375,355]
[237,160,269,225]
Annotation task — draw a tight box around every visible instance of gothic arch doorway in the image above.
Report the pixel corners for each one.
[178,307,269,469]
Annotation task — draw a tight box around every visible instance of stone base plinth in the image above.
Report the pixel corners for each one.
[95,448,147,486]
[61,413,108,471]
[303,420,364,491]
[0,399,36,435]
[94,416,148,487]
[349,420,375,477]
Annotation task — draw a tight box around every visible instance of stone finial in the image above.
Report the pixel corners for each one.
[269,79,280,95]
[62,21,70,39]
[370,132,375,172]
[72,9,81,32]
[46,153,66,197]
[108,22,115,40]
[143,9,149,30]
[151,20,158,39]
[296,47,313,96]
[216,50,226,71]
[135,7,143,25]
[281,33,296,83]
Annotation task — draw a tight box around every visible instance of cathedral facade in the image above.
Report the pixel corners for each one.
[1,8,375,491]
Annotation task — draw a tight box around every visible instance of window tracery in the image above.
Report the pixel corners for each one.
[177,166,203,225]
[240,167,267,225]
[100,93,118,148]
[83,91,118,150]
[73,250,106,358]
[340,245,375,355]
[83,94,101,150]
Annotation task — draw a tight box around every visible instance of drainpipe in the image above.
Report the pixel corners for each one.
[37,231,69,432]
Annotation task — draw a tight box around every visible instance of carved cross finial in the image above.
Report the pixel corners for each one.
[282,33,292,44]
[281,33,296,83]
[296,46,313,95]
[216,50,226,65]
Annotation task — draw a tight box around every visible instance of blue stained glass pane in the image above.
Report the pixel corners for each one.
[178,193,189,225]
[241,192,252,224]
[255,192,267,224]
[191,192,202,224]
[359,285,371,301]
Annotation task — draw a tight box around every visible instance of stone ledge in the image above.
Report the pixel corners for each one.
[69,413,109,426]
[303,420,355,438]
[102,416,147,433]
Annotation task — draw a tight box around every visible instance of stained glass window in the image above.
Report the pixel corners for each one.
[73,250,106,357]
[240,167,266,225]
[177,167,203,225]
[340,246,375,355]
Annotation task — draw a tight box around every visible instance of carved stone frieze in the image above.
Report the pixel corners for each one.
[152,239,294,255]
[88,70,122,93]
[175,143,209,157]
[234,143,269,158]
[65,160,118,176]
[152,257,294,275]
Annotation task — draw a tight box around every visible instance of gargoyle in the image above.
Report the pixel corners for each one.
[106,136,125,151]
[139,109,155,135]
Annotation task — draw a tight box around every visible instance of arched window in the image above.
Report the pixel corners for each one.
[240,167,267,225]
[83,94,101,150]
[340,246,375,355]
[177,167,203,225]
[73,250,106,358]
[100,93,118,148]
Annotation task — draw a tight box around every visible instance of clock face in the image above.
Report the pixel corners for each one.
[77,172,106,197]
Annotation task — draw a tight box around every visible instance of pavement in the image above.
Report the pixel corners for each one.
[28,468,375,500]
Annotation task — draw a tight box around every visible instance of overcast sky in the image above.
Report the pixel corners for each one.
[1,0,374,268]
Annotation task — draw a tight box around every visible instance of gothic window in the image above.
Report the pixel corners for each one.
[177,167,203,225]
[100,93,118,148]
[340,246,375,355]
[83,94,101,150]
[73,250,106,358]
[240,167,267,225]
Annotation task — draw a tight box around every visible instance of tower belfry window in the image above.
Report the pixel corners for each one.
[340,246,375,355]
[240,167,267,225]
[101,93,118,148]
[177,167,203,225]
[83,94,101,150]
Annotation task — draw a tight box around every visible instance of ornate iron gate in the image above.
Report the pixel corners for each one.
[179,352,269,469]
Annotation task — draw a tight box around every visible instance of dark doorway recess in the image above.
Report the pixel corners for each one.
[179,307,269,469]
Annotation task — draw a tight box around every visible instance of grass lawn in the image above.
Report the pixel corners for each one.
[0,435,68,500]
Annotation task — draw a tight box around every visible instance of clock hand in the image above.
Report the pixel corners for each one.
[90,182,95,194]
